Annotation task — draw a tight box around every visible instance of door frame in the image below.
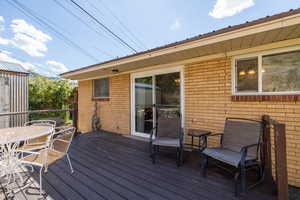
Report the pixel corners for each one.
[130,65,184,138]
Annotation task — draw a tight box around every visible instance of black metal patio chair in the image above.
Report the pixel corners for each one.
[201,118,264,196]
[149,106,183,167]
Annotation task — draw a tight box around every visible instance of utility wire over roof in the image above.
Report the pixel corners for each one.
[61,8,300,77]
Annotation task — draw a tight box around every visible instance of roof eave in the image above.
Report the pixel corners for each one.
[60,8,300,79]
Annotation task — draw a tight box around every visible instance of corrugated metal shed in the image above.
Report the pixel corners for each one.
[0,61,28,74]
[0,61,29,128]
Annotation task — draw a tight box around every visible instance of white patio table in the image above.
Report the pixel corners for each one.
[0,126,53,145]
[0,125,53,195]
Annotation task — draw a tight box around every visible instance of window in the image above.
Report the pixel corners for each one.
[236,58,258,93]
[262,51,300,92]
[93,78,109,98]
[233,48,300,95]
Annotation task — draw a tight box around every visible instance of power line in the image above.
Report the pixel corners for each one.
[68,0,138,53]
[62,1,131,56]
[96,0,147,50]
[52,0,115,58]
[65,0,128,57]
[90,0,144,50]
[93,46,113,58]
[85,0,145,51]
[64,0,130,56]
[66,1,130,56]
[6,0,99,62]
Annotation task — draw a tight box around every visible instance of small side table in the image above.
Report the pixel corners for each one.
[188,129,211,152]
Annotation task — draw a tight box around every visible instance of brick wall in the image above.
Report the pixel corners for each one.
[184,57,300,186]
[77,74,130,134]
[78,80,93,132]
[78,56,300,186]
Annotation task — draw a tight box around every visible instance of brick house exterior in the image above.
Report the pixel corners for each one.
[62,9,300,187]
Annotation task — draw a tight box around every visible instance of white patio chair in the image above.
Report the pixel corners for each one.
[20,127,75,196]
[19,120,56,151]
[0,141,24,197]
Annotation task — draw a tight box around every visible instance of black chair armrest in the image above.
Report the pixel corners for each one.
[241,143,258,150]
[240,143,259,165]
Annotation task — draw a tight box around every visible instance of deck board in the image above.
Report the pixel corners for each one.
[72,138,234,200]
[0,131,276,200]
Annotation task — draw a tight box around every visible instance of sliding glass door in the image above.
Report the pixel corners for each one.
[135,76,153,134]
[132,67,182,137]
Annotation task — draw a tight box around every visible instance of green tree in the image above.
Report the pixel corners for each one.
[29,75,76,121]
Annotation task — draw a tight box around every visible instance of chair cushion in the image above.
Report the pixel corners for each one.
[202,147,255,167]
[152,137,180,147]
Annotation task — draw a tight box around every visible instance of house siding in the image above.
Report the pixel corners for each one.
[78,74,130,134]
[77,56,300,187]
[184,57,300,187]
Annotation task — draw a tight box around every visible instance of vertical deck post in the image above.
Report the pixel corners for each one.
[261,115,275,186]
[72,103,78,135]
[274,123,289,200]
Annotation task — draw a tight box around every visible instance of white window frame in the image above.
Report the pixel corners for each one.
[93,77,110,99]
[232,45,300,95]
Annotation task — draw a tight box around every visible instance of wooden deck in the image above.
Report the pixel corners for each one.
[2,131,276,200]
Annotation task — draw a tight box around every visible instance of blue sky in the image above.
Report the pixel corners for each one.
[0,0,299,77]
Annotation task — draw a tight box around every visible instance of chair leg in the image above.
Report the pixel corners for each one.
[152,145,157,164]
[256,165,263,182]
[149,142,153,158]
[240,165,247,193]
[234,171,240,197]
[39,167,43,196]
[180,147,183,166]
[176,148,180,167]
[176,147,183,167]
[66,153,74,174]
[201,154,208,177]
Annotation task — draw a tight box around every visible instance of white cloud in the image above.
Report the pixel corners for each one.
[209,0,254,19]
[11,33,48,57]
[170,18,181,31]
[11,19,51,42]
[9,19,52,57]
[0,16,4,23]
[46,60,69,74]
[0,37,9,45]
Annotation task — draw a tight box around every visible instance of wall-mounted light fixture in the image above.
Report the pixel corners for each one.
[112,69,119,74]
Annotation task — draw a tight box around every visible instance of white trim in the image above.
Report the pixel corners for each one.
[232,45,300,95]
[130,66,184,138]
[61,12,300,78]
